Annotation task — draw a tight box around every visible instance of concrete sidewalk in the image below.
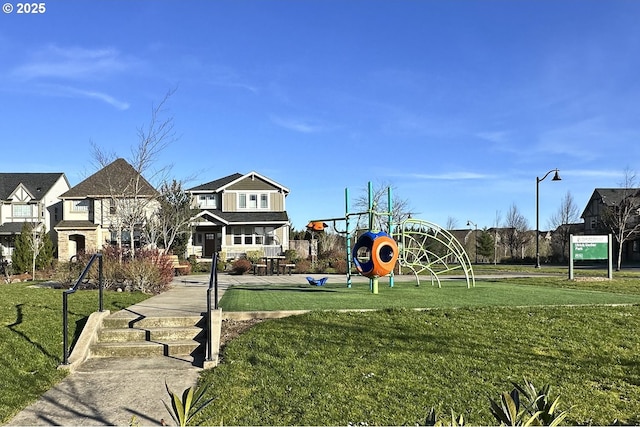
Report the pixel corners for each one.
[6,272,503,425]
[6,273,366,426]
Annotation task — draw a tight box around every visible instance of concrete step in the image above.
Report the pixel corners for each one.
[91,339,203,358]
[90,314,206,360]
[98,326,203,343]
[102,315,204,329]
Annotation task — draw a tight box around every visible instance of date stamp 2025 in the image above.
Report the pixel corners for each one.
[3,2,47,14]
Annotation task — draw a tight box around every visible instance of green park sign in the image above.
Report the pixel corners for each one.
[569,234,612,280]
[572,235,609,260]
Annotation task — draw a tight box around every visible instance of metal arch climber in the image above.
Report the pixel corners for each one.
[308,182,475,290]
[394,218,475,288]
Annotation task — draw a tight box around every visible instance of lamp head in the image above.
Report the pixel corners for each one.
[552,169,562,181]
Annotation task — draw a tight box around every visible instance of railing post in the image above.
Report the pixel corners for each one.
[62,253,102,366]
[98,253,104,312]
[206,251,219,362]
[62,293,69,365]
[214,252,219,310]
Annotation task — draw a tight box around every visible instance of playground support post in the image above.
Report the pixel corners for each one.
[368,182,378,294]
[345,187,352,288]
[388,186,394,288]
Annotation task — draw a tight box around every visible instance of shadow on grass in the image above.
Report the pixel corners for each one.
[7,303,57,361]
[233,285,338,293]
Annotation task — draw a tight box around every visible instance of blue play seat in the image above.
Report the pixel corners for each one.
[306,276,328,286]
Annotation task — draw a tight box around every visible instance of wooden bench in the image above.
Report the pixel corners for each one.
[279,263,296,275]
[253,264,267,275]
[168,255,190,275]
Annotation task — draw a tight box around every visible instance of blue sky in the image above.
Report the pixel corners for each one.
[2,0,640,231]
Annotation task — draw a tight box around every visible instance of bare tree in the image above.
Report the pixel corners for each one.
[91,89,178,259]
[548,191,581,262]
[353,181,413,231]
[446,216,459,230]
[146,180,197,255]
[602,167,640,270]
[493,210,501,265]
[503,203,530,259]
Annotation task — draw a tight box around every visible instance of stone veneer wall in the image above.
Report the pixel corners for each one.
[57,229,99,261]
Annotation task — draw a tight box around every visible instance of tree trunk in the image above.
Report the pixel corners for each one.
[617,240,623,271]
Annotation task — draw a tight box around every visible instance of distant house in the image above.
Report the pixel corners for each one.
[581,188,640,262]
[0,173,69,261]
[54,159,158,261]
[186,171,290,259]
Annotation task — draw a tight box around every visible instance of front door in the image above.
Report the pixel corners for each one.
[204,233,216,257]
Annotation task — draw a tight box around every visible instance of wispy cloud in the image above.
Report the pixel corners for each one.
[476,130,513,145]
[562,169,622,179]
[5,44,133,110]
[270,115,334,133]
[398,172,492,180]
[11,44,133,81]
[51,85,130,110]
[206,65,258,94]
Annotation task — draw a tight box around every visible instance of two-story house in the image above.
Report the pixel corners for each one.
[0,173,69,261]
[54,158,158,261]
[186,171,290,260]
[581,188,640,262]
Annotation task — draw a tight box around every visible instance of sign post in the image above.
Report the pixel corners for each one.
[569,234,612,280]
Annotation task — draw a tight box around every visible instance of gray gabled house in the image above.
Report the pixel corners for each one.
[581,188,640,263]
[54,158,158,261]
[186,171,290,259]
[0,172,70,261]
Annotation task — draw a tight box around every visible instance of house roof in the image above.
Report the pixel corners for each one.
[188,173,243,192]
[0,173,68,201]
[581,188,640,218]
[61,158,157,199]
[195,209,289,225]
[54,220,99,230]
[188,171,290,194]
[0,222,38,235]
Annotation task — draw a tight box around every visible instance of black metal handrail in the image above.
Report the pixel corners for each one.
[206,251,219,362]
[62,253,104,365]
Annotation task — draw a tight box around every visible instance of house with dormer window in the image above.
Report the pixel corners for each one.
[54,158,158,261]
[581,187,640,263]
[186,171,290,259]
[0,173,70,261]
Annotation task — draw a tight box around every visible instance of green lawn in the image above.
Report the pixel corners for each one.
[4,273,640,425]
[198,306,640,426]
[0,283,149,423]
[219,277,640,311]
[201,275,640,425]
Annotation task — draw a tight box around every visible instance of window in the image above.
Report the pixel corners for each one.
[12,204,32,217]
[230,226,275,245]
[72,200,89,212]
[198,194,217,208]
[238,193,269,210]
[109,199,116,215]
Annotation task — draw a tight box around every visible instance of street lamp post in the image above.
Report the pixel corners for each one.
[536,169,561,268]
[466,220,478,264]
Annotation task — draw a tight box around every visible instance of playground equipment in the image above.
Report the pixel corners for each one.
[396,218,475,288]
[352,231,399,278]
[308,182,475,292]
[306,276,329,286]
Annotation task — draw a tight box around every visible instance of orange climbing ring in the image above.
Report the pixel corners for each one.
[352,231,399,279]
